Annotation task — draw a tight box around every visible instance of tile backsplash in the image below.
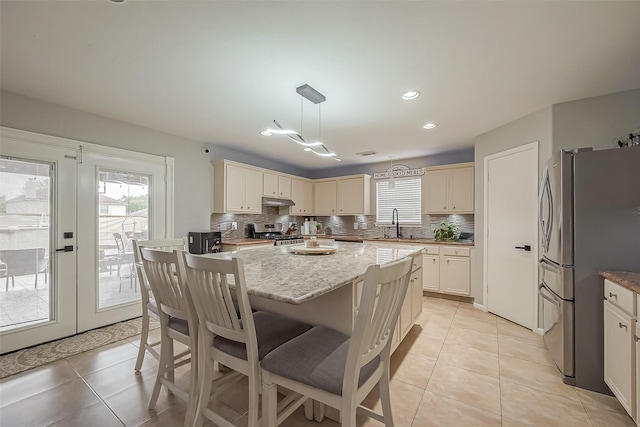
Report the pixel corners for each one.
[210,207,474,241]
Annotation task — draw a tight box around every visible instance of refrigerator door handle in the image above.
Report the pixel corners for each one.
[539,168,553,253]
[539,283,560,308]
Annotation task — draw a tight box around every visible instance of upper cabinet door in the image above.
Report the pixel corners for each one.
[424,164,474,214]
[425,169,449,213]
[226,164,247,212]
[263,172,278,197]
[244,168,263,213]
[314,180,337,215]
[291,178,312,215]
[278,175,292,199]
[449,166,474,212]
[337,177,365,214]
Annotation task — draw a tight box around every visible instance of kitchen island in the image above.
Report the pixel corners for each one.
[205,241,424,338]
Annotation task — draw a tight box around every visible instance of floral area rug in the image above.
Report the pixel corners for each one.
[0,317,159,379]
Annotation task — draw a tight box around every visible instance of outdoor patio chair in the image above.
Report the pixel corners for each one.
[0,248,48,291]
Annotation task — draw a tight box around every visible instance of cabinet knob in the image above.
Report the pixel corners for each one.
[609,292,617,299]
[433,259,436,263]
[635,335,639,342]
[619,322,627,330]
[452,206,455,209]
[443,206,446,209]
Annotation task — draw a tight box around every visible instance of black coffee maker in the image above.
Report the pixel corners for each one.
[188,231,222,254]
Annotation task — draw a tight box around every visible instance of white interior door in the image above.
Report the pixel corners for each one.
[485,142,538,329]
[0,137,77,354]
[77,149,169,332]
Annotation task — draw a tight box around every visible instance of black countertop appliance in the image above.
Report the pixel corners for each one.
[188,231,222,254]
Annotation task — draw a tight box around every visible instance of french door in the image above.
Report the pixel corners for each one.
[0,136,77,353]
[1,127,173,352]
[77,150,169,331]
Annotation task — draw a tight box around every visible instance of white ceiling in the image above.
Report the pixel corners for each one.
[2,1,639,170]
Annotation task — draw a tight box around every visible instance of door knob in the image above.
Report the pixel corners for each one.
[515,245,531,251]
[55,245,74,252]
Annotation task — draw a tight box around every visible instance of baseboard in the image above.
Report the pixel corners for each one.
[473,302,487,312]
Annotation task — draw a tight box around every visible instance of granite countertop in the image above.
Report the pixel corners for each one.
[221,238,275,246]
[204,241,424,305]
[599,271,640,294]
[328,235,474,246]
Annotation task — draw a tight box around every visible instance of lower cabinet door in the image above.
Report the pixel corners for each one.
[636,322,639,424]
[440,256,470,295]
[604,301,634,417]
[422,255,439,292]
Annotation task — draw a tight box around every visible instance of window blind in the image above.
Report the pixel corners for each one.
[376,178,422,225]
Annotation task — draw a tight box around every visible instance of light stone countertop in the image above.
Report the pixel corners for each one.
[203,241,424,305]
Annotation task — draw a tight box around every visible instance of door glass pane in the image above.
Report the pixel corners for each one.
[98,170,149,309]
[0,158,51,330]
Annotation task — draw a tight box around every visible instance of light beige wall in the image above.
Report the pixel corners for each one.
[473,106,553,305]
[0,90,212,238]
[552,88,640,152]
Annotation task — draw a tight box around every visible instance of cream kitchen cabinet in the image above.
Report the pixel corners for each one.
[636,317,639,426]
[290,178,313,215]
[263,172,291,199]
[336,175,371,215]
[421,245,440,292]
[213,160,263,214]
[314,180,337,215]
[314,175,371,216]
[439,246,471,296]
[424,163,474,214]
[603,279,637,421]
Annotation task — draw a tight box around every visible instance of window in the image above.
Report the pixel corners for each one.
[376,178,422,225]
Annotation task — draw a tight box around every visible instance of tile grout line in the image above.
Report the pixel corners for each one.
[66,355,127,426]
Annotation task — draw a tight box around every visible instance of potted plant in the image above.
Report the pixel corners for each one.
[434,221,459,241]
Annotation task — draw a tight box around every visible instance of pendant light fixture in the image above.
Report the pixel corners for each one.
[388,156,396,189]
[261,84,340,161]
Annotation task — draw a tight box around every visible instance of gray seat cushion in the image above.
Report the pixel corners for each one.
[168,317,189,335]
[260,326,380,396]
[213,311,312,361]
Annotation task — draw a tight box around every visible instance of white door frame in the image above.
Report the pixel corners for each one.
[483,141,539,331]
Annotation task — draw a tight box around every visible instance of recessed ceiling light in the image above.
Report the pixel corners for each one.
[402,90,420,100]
[423,123,438,129]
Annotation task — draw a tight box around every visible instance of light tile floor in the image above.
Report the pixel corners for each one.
[0,295,635,426]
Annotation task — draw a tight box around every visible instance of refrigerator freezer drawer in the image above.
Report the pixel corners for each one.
[540,283,574,378]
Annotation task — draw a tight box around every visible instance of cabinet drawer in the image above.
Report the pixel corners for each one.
[605,279,636,316]
[441,246,470,257]
[423,245,440,255]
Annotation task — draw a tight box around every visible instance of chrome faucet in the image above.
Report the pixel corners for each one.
[391,208,401,238]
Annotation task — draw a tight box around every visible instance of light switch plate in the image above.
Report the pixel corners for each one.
[353,223,359,230]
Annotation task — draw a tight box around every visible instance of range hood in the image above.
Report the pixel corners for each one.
[262,197,295,207]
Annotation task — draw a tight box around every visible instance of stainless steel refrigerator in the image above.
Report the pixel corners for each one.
[538,146,640,394]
